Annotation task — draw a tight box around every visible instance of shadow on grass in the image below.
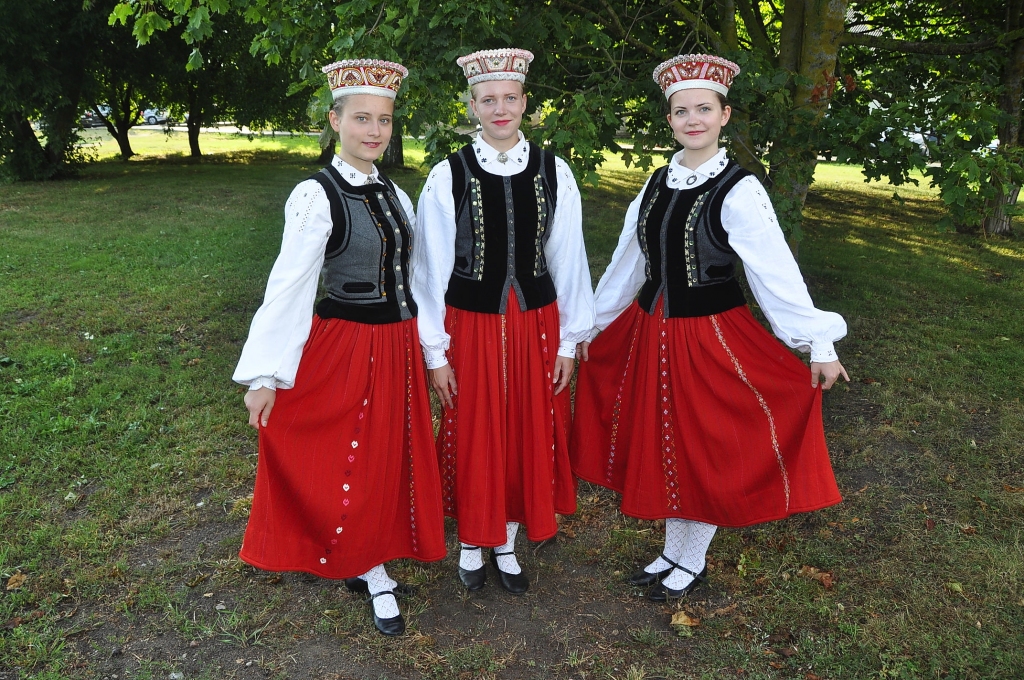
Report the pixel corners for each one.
[0,161,1021,679]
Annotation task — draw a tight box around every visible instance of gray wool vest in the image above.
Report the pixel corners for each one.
[310,164,416,325]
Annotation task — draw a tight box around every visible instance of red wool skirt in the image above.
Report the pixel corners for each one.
[240,315,446,579]
[437,298,577,546]
[571,300,841,527]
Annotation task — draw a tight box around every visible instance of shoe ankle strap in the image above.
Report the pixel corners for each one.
[669,564,706,583]
[494,550,516,557]
[659,553,682,570]
[369,590,396,601]
[461,546,482,551]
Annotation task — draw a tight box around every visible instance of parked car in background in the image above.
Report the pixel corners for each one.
[80,110,102,128]
[143,108,170,125]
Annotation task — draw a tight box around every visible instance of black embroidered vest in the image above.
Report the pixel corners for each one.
[444,143,559,314]
[637,161,752,318]
[309,164,417,324]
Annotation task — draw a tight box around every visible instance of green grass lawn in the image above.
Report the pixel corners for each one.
[0,129,1022,679]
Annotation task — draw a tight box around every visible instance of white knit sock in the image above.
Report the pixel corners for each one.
[661,521,716,591]
[494,522,522,574]
[459,543,484,571]
[362,564,400,619]
[644,518,687,574]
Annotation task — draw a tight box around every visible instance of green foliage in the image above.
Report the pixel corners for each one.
[931,145,1024,230]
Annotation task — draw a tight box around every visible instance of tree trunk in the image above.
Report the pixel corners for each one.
[187,120,202,158]
[998,0,1023,149]
[114,127,135,160]
[777,0,805,73]
[42,100,82,175]
[983,184,1020,235]
[982,0,1022,236]
[187,85,203,158]
[316,139,336,164]
[768,0,848,256]
[379,119,404,169]
[3,111,49,180]
[715,0,738,49]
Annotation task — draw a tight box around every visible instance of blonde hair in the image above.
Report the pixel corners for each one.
[470,80,525,101]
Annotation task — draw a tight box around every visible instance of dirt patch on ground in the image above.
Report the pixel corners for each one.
[51,504,755,679]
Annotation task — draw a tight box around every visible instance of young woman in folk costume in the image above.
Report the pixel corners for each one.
[412,49,594,595]
[571,55,850,601]
[233,59,445,635]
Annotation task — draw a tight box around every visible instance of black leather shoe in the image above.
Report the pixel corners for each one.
[648,566,708,602]
[344,578,415,597]
[458,565,487,591]
[458,546,487,591]
[628,553,680,587]
[369,591,405,636]
[490,550,529,595]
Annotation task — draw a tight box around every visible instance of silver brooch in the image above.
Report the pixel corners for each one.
[497,152,509,164]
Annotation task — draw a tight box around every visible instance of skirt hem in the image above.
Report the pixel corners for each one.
[575,472,842,528]
[239,548,448,580]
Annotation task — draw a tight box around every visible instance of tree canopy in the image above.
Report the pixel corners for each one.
[18,0,1024,236]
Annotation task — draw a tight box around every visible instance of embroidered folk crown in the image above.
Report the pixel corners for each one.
[322,59,408,100]
[457,48,534,86]
[653,54,741,99]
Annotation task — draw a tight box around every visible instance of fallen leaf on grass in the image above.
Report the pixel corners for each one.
[805,674,824,680]
[670,611,701,627]
[186,574,208,588]
[708,602,738,618]
[6,572,27,591]
[1003,484,1024,493]
[184,358,202,367]
[769,661,786,669]
[925,519,936,531]
[778,646,798,658]
[2,610,43,629]
[797,565,835,589]
[945,582,965,595]
[767,628,795,644]
[960,525,977,535]
[860,377,878,384]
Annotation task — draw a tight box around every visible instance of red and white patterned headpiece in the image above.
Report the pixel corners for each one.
[457,48,534,86]
[322,59,408,100]
[653,54,741,99]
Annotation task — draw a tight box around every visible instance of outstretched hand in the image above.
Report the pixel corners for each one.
[810,360,850,390]
[430,363,458,410]
[244,386,276,428]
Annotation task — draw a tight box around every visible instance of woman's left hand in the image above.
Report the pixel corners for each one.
[810,360,850,390]
[553,356,575,395]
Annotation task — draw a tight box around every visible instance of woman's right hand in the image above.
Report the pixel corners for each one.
[244,386,276,428]
[429,364,458,410]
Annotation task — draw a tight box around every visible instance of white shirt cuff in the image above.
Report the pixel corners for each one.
[248,376,278,391]
[810,342,838,364]
[423,346,449,370]
[557,341,577,359]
